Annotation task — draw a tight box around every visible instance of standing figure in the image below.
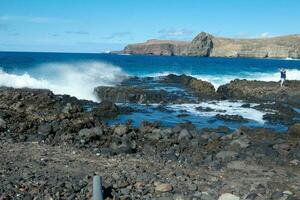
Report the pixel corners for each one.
[280,69,287,87]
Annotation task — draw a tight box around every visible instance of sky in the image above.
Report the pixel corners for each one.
[0,0,299,53]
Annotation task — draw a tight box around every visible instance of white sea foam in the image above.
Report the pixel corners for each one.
[147,69,300,88]
[284,57,300,61]
[168,101,266,123]
[0,61,127,101]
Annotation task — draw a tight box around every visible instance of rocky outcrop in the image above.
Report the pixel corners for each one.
[123,39,189,56]
[94,86,177,104]
[161,74,217,98]
[217,79,300,105]
[186,32,213,56]
[122,32,300,58]
[94,74,217,104]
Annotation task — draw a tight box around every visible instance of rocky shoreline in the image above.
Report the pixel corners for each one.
[95,74,300,126]
[1,75,300,199]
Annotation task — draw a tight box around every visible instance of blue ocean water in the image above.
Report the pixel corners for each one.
[0,51,299,130]
[1,52,300,79]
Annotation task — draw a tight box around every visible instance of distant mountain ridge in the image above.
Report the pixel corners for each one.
[121,32,300,58]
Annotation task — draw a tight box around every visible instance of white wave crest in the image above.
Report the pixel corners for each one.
[146,69,300,88]
[196,69,300,88]
[0,61,127,101]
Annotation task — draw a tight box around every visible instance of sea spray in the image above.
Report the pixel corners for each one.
[0,61,128,101]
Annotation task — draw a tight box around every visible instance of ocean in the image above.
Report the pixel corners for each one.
[1,51,300,130]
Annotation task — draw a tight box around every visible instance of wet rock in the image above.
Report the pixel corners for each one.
[94,86,179,104]
[176,113,190,118]
[195,106,215,112]
[241,103,251,108]
[218,193,240,200]
[95,100,119,118]
[215,114,249,122]
[255,103,298,125]
[196,106,226,113]
[162,74,217,99]
[155,183,173,193]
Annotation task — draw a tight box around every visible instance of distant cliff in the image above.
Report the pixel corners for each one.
[122,32,300,58]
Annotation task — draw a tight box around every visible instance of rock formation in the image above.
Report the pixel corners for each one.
[123,39,189,56]
[122,32,300,58]
[217,79,300,105]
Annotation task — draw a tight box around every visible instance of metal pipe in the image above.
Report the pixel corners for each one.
[93,175,104,200]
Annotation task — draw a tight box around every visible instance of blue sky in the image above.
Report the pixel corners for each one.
[0,0,299,53]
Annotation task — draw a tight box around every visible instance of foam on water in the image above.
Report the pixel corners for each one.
[141,69,300,88]
[168,101,265,123]
[0,61,127,101]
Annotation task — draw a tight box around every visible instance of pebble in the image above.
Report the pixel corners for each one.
[218,193,240,200]
[155,183,173,193]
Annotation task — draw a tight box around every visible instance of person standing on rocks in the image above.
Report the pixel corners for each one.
[280,68,287,87]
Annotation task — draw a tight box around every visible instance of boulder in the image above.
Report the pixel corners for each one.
[178,129,192,141]
[94,100,119,118]
[146,129,162,140]
[37,123,52,136]
[78,127,103,143]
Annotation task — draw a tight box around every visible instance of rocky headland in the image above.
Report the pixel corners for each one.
[1,75,300,199]
[122,32,300,58]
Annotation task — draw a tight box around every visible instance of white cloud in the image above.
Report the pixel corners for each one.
[158,28,193,38]
[101,32,131,40]
[0,15,73,24]
[259,32,270,38]
[65,30,89,35]
[232,32,273,39]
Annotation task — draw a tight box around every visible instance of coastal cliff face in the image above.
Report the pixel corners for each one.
[122,32,300,58]
[123,39,189,56]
